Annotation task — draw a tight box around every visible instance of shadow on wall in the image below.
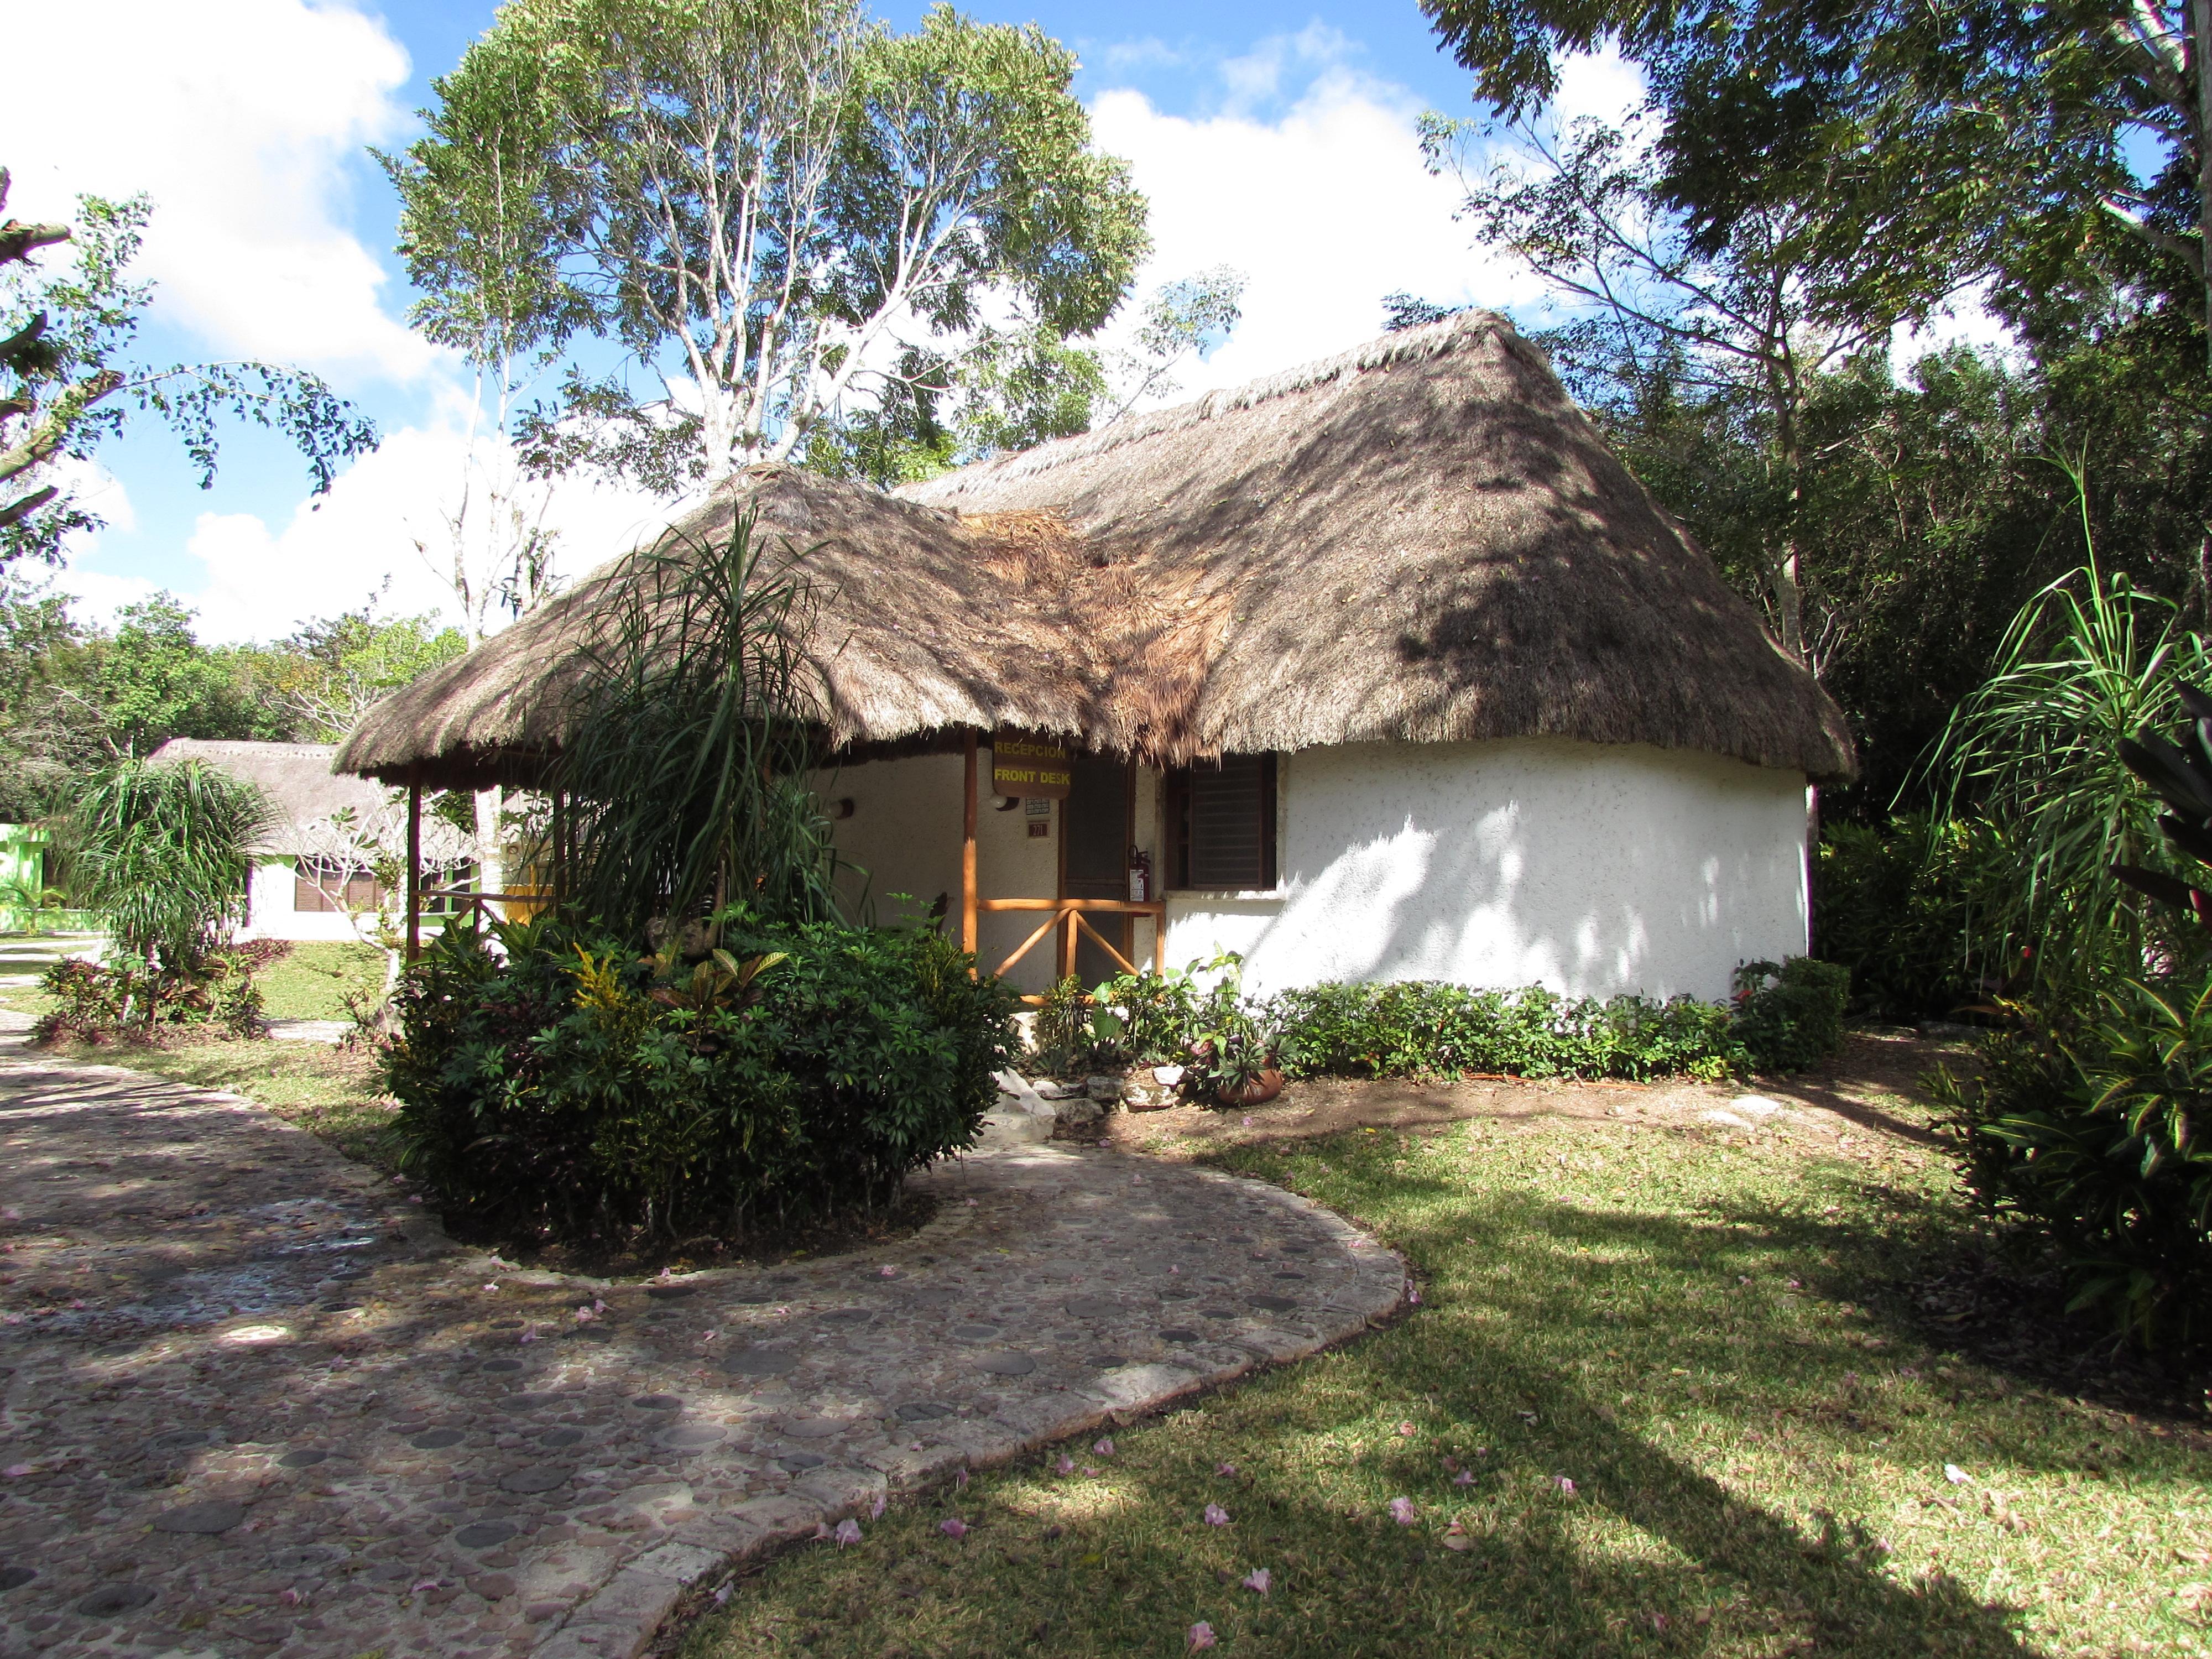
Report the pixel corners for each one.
[1172,741,1807,1004]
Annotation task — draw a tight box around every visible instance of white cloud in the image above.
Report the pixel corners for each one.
[1550,46,1647,128]
[1087,62,1546,404]
[1,0,431,382]
[64,421,672,645]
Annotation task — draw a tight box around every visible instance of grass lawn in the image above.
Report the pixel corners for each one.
[254,939,389,1020]
[676,1065,2212,1659]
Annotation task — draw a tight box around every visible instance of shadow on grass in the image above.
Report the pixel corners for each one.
[690,1172,2074,1658]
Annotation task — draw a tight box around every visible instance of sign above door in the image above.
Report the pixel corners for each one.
[989,729,1072,799]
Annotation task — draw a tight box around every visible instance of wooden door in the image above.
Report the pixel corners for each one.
[1061,754,1131,984]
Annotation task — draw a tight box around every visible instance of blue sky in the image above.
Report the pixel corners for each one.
[5,2,1644,642]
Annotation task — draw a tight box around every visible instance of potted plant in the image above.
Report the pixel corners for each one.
[1177,955,1284,1108]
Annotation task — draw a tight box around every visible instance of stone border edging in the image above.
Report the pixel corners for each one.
[530,1166,1406,1659]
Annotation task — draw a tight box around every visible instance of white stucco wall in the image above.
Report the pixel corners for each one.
[1164,739,1808,1003]
[816,738,1807,1003]
[239,857,363,943]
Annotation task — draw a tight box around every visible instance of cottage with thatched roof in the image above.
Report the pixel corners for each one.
[149,739,476,943]
[338,311,1851,1000]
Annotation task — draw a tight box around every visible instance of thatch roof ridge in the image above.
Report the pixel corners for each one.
[913,310,1511,498]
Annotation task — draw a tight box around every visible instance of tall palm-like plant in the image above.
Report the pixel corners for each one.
[75,759,274,973]
[551,510,845,938]
[1927,472,2207,998]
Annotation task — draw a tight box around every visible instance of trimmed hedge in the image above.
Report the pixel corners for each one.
[385,912,1016,1244]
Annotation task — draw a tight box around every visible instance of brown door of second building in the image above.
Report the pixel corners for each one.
[1061,754,1132,984]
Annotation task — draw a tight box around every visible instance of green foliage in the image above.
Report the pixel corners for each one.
[1058,956,1849,1087]
[1933,979,2212,1350]
[384,911,1015,1244]
[33,951,263,1042]
[0,172,377,569]
[72,757,272,976]
[552,511,843,938]
[1813,815,2018,1019]
[391,0,1148,488]
[1928,533,2210,999]
[1728,958,1852,1076]
[1275,979,1747,1083]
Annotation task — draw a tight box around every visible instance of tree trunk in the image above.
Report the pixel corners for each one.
[2195,0,2212,366]
[1767,369,1808,661]
[474,785,504,923]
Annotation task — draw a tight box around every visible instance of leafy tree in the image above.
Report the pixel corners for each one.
[278,597,467,741]
[388,0,1150,493]
[1419,1,2212,360]
[0,170,379,569]
[1421,101,1979,661]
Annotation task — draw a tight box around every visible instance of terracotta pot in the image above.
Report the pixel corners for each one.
[1212,1066,1284,1109]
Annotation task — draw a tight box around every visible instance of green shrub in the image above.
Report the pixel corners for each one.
[1273,979,1749,1082]
[1729,957,1851,1073]
[34,953,263,1043]
[384,911,1016,1244]
[1815,815,2018,1019]
[1932,978,2212,1348]
[1065,956,1848,1086]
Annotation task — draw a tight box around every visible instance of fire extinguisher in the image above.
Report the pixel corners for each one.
[1128,845,1153,902]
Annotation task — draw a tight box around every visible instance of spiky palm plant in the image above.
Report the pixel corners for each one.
[550,509,846,940]
[74,758,274,978]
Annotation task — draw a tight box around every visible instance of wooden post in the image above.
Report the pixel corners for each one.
[1153,906,1166,973]
[961,732,979,969]
[1059,906,1077,981]
[404,768,422,966]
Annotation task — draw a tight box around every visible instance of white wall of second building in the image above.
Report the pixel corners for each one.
[239,857,368,944]
[1163,739,1809,1004]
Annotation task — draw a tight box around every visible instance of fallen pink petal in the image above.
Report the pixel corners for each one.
[833,1519,862,1547]
[1056,1454,1076,1475]
[1454,1469,1476,1486]
[956,1469,970,1489]
[1389,1496,1417,1525]
[870,1493,886,1519]
[938,1517,968,1538]
[1203,1504,1230,1526]
[1552,1477,1577,1498]
[1188,1621,1217,1650]
[1396,1421,1417,1437]
[1242,1568,1272,1594]
[1093,1437,1115,1455]
[1215,1462,1238,1477]
[2,1465,33,1478]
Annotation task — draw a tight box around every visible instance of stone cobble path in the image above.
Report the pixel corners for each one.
[0,1046,1404,1659]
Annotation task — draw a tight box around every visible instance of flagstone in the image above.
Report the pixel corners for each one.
[0,1046,1399,1658]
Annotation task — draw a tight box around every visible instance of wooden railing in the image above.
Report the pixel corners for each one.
[419,886,552,923]
[978,897,1166,980]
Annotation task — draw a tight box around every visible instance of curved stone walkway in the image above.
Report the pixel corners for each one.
[0,1048,1405,1659]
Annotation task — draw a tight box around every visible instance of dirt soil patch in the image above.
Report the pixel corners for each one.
[1083,1030,1965,1157]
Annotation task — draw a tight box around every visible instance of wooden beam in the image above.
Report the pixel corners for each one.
[961,731,979,966]
[404,769,421,966]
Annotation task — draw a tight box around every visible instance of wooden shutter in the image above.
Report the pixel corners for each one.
[1172,754,1277,890]
[293,858,334,912]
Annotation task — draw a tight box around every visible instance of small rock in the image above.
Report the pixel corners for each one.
[1698,1108,1755,1131]
[467,1573,517,1600]
[1729,1095,1784,1119]
[1151,1065,1185,1087]
[1054,1095,1102,1125]
[1084,1075,1122,1102]
[153,1500,246,1535]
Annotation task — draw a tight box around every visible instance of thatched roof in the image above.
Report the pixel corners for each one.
[150,738,479,862]
[149,740,386,853]
[336,311,1853,788]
